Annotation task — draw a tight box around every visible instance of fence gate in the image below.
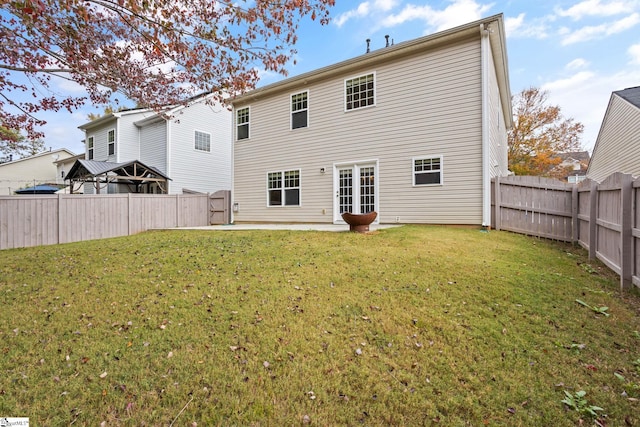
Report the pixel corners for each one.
[209,190,231,225]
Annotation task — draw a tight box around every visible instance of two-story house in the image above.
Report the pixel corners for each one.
[230,14,512,226]
[587,86,640,182]
[0,148,76,195]
[73,93,232,194]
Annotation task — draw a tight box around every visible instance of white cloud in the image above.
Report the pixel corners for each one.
[560,13,640,45]
[541,68,640,151]
[334,2,371,27]
[542,70,596,92]
[54,75,88,94]
[505,13,550,39]
[629,42,640,64]
[333,0,399,28]
[555,0,638,20]
[373,0,399,12]
[505,13,525,33]
[565,58,590,70]
[382,0,493,32]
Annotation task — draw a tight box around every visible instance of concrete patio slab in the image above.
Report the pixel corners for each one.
[176,223,402,232]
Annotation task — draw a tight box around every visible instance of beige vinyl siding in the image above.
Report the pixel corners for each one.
[588,94,640,182]
[234,37,485,224]
[487,39,509,177]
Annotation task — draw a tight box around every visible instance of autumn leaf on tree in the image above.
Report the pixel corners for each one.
[0,0,336,146]
[508,87,584,178]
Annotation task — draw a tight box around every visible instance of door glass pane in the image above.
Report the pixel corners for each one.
[339,168,353,214]
[360,166,375,213]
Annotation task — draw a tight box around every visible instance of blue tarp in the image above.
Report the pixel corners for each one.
[14,185,60,194]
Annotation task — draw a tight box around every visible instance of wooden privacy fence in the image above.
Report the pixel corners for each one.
[493,173,639,291]
[0,192,228,251]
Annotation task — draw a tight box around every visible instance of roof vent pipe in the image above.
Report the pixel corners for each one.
[385,35,389,47]
[366,39,371,53]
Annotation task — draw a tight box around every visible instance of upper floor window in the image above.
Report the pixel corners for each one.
[268,169,300,206]
[87,136,94,160]
[194,130,211,152]
[345,73,375,111]
[291,91,308,129]
[236,107,250,140]
[413,156,443,186]
[107,129,116,155]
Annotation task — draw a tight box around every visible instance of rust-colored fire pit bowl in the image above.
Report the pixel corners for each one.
[341,211,377,233]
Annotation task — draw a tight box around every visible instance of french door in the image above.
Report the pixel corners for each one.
[334,162,377,222]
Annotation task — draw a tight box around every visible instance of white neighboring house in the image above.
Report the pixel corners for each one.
[54,154,85,193]
[556,151,589,184]
[0,148,76,195]
[230,14,512,226]
[76,93,232,194]
[587,86,640,182]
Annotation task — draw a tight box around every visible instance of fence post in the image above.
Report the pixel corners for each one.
[588,180,597,260]
[620,173,633,291]
[494,176,501,231]
[571,186,578,244]
[57,193,62,245]
[176,194,180,227]
[128,193,132,236]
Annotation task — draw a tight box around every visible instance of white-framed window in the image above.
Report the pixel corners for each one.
[107,129,116,156]
[236,107,250,140]
[87,136,94,160]
[194,130,211,152]
[345,72,375,111]
[267,169,300,206]
[413,156,443,186]
[291,91,308,129]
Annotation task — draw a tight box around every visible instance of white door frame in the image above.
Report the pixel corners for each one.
[333,159,379,224]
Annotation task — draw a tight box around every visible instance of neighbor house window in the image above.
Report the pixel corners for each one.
[267,169,300,206]
[87,136,94,160]
[236,107,249,140]
[291,91,308,129]
[194,130,211,152]
[413,156,443,185]
[107,129,116,155]
[345,73,375,111]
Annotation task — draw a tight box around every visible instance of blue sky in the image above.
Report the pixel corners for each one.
[37,0,640,155]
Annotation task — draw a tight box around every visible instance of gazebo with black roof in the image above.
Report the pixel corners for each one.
[65,159,171,194]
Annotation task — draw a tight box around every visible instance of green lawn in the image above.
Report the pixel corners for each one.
[1,225,638,426]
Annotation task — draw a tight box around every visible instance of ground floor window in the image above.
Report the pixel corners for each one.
[267,169,300,206]
[413,156,443,186]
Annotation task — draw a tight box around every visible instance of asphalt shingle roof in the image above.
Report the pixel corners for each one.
[614,86,640,109]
